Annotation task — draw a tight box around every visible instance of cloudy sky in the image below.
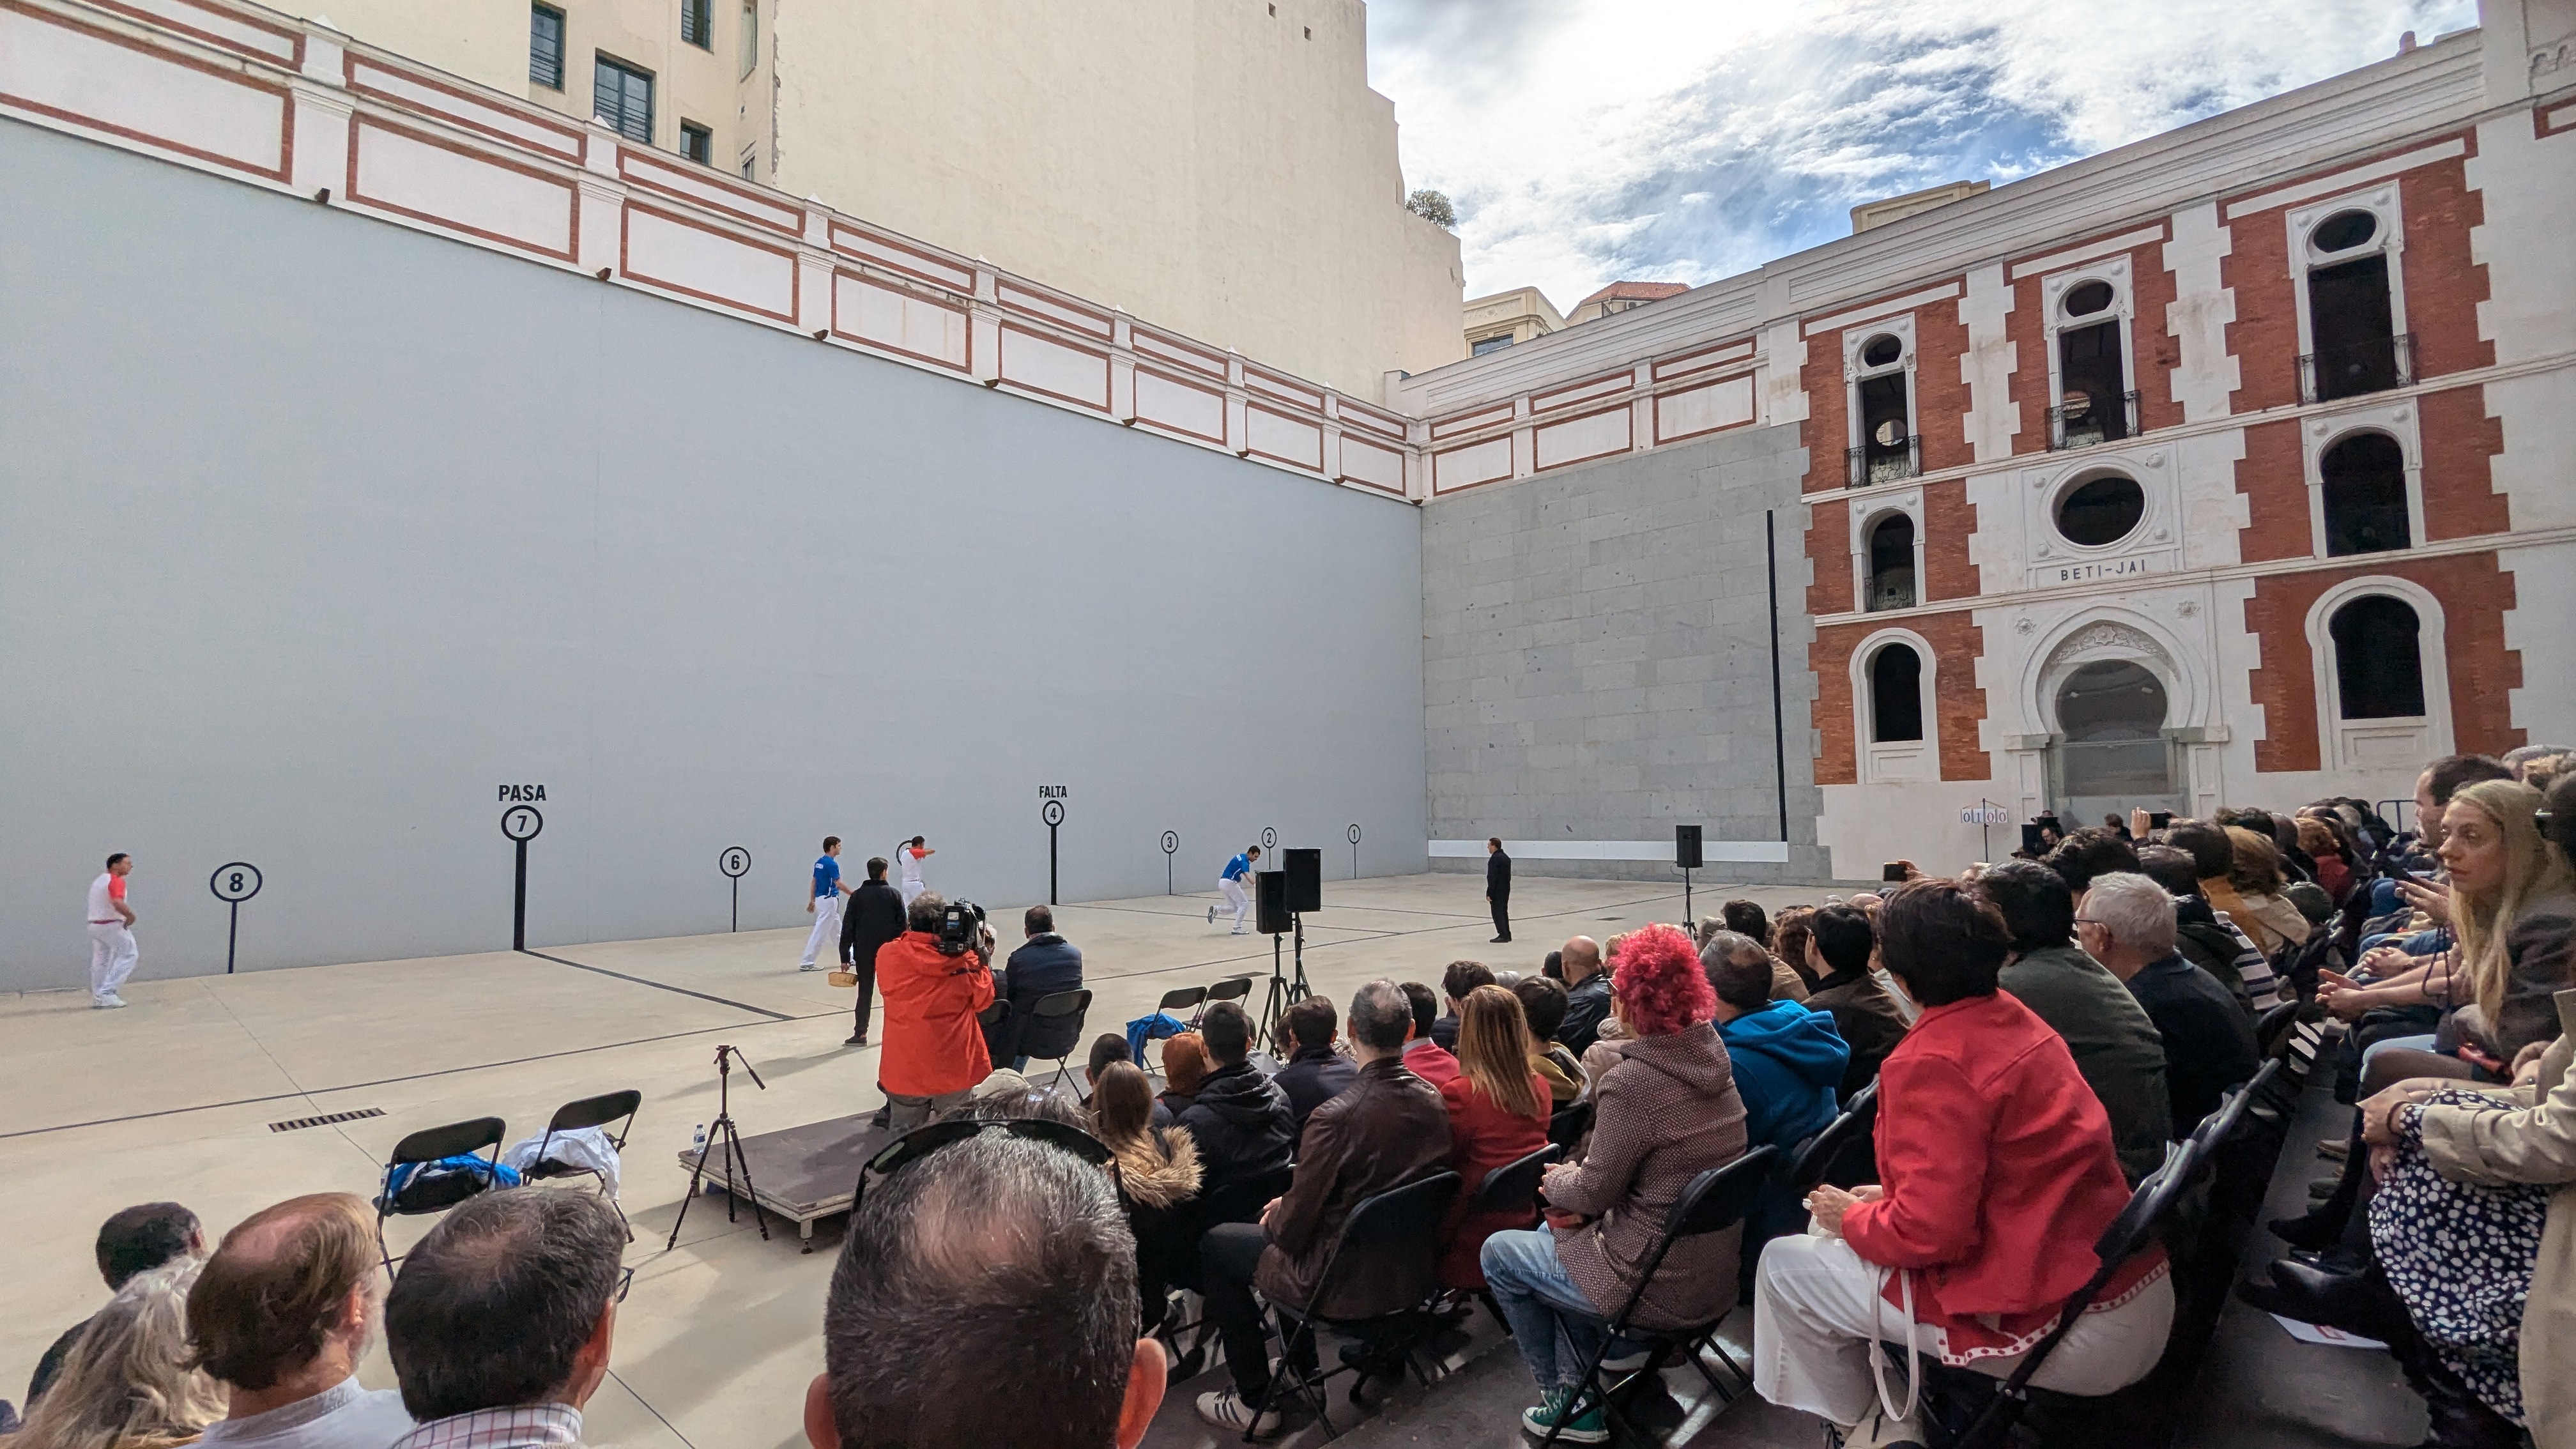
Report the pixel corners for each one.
[1365,0,2479,310]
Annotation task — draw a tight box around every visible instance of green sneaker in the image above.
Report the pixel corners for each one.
[1519,1385,1609,1443]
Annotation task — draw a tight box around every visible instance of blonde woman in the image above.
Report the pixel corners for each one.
[15,1259,224,1449]
[1436,985,1551,1291]
[2223,825,2312,956]
[2444,779,2576,1059]
[1091,1060,1203,1331]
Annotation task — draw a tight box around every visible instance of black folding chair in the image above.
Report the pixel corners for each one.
[1903,1074,2265,1449]
[1540,1145,1780,1447]
[1249,1170,1462,1441]
[373,1116,507,1268]
[1785,1080,1879,1197]
[1148,986,1206,1075]
[1546,1100,1595,1153]
[524,1090,643,1239]
[1195,974,1255,1025]
[1028,988,1093,1092]
[1469,1144,1562,1328]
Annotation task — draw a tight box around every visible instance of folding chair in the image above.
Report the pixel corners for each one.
[1249,1170,1462,1441]
[1784,1080,1878,1197]
[1545,1100,1595,1154]
[1538,1145,1779,1448]
[1916,1067,2257,1433]
[1027,988,1093,1092]
[1195,974,1254,1025]
[1148,985,1207,1075]
[523,1089,643,1240]
[1467,1143,1562,1329]
[374,1116,507,1268]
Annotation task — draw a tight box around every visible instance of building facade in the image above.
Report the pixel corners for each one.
[303,0,1464,398]
[1464,286,1566,356]
[1397,1,2576,877]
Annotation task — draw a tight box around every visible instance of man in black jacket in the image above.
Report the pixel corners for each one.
[1272,996,1356,1130]
[839,857,908,1047]
[1555,935,1612,1055]
[1799,903,1911,1100]
[1174,1002,1296,1230]
[2080,872,2257,1133]
[1486,838,1513,943]
[997,905,1085,1071]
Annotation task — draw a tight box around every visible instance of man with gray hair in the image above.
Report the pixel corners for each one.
[2076,872,2257,1135]
[807,1132,1164,1449]
[385,1190,627,1449]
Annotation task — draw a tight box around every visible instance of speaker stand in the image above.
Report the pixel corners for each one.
[1681,866,1695,934]
[1259,930,1290,1052]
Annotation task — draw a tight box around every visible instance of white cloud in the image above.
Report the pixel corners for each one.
[1368,0,2479,309]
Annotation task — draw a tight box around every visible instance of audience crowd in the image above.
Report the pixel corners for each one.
[15,746,2576,1449]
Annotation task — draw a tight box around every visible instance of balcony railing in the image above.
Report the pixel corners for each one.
[2046,390,2139,451]
[1846,440,1921,487]
[2300,333,2414,404]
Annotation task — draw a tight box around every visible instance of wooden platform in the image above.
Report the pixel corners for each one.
[674,1112,895,1252]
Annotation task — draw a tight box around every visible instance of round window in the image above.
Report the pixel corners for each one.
[1860,334,1902,369]
[2063,280,2115,318]
[2057,474,2146,548]
[2312,210,2378,254]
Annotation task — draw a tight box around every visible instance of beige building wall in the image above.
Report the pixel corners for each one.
[298,0,1457,397]
[769,0,1462,395]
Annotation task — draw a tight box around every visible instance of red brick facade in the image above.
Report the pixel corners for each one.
[1913,294,1974,475]
[2417,384,2508,540]
[2244,550,2525,772]
[2237,417,2313,563]
[2223,132,2490,415]
[1922,480,1979,602]
[1812,609,1993,786]
[2002,226,2184,457]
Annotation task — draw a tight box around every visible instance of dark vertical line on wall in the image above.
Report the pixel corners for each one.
[1766,509,1788,842]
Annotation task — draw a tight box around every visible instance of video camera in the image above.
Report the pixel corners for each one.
[935,898,988,957]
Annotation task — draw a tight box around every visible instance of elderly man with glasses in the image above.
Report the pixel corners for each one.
[2075,871,2258,1136]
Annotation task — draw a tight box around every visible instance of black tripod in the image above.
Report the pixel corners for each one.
[1257,914,1314,1055]
[666,1044,769,1250]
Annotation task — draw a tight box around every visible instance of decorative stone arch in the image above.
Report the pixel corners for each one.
[2024,611,2199,737]
[1850,626,1938,785]
[2304,574,2454,774]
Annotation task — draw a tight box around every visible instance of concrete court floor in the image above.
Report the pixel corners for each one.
[0,871,1830,1449]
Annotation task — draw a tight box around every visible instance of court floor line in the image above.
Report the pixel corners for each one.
[0,1012,846,1141]
[521,948,797,1022]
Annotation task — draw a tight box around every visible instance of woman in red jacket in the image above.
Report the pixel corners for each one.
[1752,880,2174,1447]
[1438,985,1551,1289]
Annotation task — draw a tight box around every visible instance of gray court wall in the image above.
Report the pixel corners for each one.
[0,119,1427,992]
[1420,425,1831,883]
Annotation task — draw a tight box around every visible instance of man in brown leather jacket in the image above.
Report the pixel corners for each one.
[1193,979,1453,1436]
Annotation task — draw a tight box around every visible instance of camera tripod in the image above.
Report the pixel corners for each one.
[666,1043,769,1250]
[1258,914,1312,1055]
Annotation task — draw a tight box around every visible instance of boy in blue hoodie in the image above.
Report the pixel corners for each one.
[1704,933,1849,1150]
[1703,931,1850,1273]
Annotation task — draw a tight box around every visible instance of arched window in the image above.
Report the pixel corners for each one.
[2319,432,2411,556]
[1869,643,1924,742]
[1865,513,1916,611]
[2329,595,2426,718]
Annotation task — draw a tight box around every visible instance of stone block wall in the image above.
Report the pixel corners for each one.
[1420,424,1839,882]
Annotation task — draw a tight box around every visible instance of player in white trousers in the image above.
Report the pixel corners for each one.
[801,836,854,970]
[897,835,934,907]
[1207,845,1259,933]
[86,852,139,1008]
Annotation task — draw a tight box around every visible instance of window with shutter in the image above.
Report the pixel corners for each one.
[529,4,564,88]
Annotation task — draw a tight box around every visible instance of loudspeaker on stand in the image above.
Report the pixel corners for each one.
[1255,870,1292,935]
[1284,848,1322,914]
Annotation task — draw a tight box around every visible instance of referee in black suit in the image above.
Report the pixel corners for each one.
[1485,837,1512,943]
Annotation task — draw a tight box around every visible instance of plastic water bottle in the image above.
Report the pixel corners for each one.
[691,1123,707,1157]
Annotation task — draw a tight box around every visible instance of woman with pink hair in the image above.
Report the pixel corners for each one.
[1480,922,1751,1443]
